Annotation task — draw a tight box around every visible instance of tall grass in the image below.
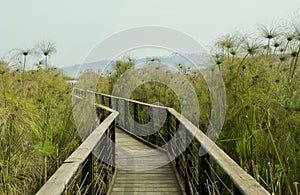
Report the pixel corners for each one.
[217,56,299,194]
[211,17,300,194]
[0,61,79,194]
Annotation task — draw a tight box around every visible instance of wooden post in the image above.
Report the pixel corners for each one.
[103,128,110,192]
[96,107,102,122]
[111,121,116,173]
[115,99,119,122]
[124,100,129,130]
[133,103,138,134]
[82,153,94,195]
[149,107,156,145]
[95,93,100,104]
[185,130,192,195]
[198,151,210,195]
[101,95,105,105]
[185,147,192,194]
[175,118,180,169]
[166,111,172,154]
[108,97,112,108]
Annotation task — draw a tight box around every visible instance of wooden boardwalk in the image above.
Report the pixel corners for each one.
[38,91,270,195]
[110,128,183,195]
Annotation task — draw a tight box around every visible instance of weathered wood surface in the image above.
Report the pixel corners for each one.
[110,128,182,195]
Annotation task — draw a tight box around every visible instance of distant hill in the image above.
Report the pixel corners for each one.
[60,60,113,78]
[60,53,212,78]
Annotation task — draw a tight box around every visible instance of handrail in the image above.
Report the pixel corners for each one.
[74,88,168,109]
[69,88,270,194]
[36,96,118,195]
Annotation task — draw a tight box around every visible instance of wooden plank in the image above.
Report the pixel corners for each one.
[117,169,173,174]
[111,187,181,192]
[114,180,179,184]
[115,175,177,179]
[111,192,182,195]
[112,183,180,187]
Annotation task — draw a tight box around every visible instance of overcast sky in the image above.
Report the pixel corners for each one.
[1,0,300,68]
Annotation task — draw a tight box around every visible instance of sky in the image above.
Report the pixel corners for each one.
[1,0,300,68]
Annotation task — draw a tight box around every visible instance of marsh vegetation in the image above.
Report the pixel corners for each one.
[1,15,300,194]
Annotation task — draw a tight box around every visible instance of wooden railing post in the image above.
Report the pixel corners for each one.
[185,131,192,195]
[111,121,116,173]
[134,103,138,134]
[166,111,172,153]
[95,93,100,104]
[175,119,180,169]
[101,94,105,105]
[96,107,102,123]
[115,99,119,122]
[185,151,192,194]
[82,153,94,195]
[198,151,210,195]
[149,107,156,145]
[124,100,129,130]
[108,97,112,108]
[103,124,111,193]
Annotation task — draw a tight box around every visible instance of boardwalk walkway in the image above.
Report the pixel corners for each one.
[110,128,182,195]
[37,90,270,195]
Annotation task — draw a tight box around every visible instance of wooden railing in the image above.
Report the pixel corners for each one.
[36,95,118,195]
[167,108,270,194]
[75,88,270,195]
